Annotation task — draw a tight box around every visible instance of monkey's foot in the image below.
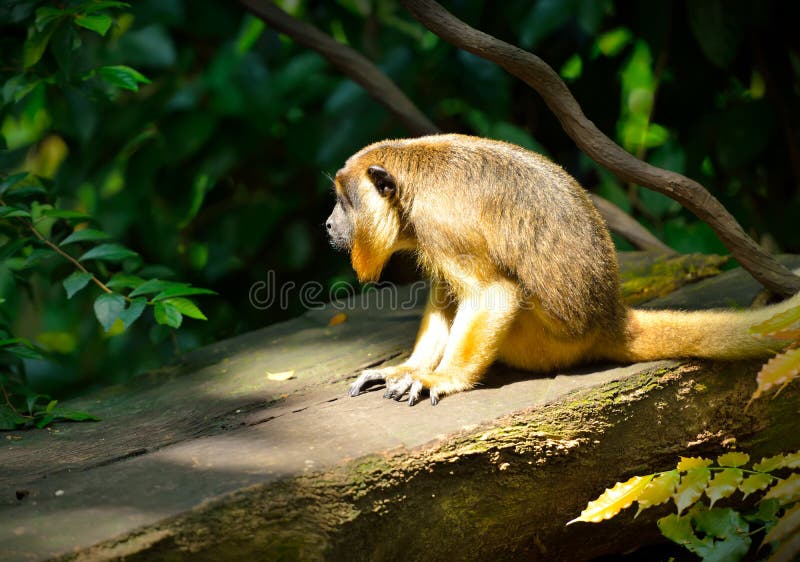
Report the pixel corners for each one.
[349,366,430,406]
[349,367,472,406]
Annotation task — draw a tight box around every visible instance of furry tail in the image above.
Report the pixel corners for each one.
[605,292,800,362]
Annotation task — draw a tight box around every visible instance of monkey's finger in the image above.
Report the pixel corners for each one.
[407,380,424,406]
[383,374,413,400]
[430,388,440,406]
[348,370,385,397]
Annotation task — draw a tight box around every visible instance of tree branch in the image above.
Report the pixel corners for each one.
[240,0,674,255]
[239,0,437,136]
[400,0,800,296]
[588,194,674,254]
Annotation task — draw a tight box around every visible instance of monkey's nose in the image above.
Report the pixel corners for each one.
[326,221,332,231]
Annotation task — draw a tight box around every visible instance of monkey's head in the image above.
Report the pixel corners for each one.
[326,158,413,283]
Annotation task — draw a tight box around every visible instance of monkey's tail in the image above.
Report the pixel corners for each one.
[606,292,800,363]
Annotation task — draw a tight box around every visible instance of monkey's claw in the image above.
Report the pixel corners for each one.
[383,374,414,400]
[348,370,385,397]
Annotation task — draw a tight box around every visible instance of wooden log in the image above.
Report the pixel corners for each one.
[1,253,798,561]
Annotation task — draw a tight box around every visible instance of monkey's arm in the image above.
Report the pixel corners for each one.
[419,280,519,404]
[349,280,455,403]
[350,279,520,405]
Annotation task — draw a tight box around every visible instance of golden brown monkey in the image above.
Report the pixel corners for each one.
[325,134,800,406]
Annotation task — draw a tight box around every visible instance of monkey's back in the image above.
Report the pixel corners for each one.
[358,134,624,337]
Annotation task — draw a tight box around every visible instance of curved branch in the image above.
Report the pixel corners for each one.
[588,194,674,254]
[400,0,800,296]
[239,0,437,136]
[240,1,670,254]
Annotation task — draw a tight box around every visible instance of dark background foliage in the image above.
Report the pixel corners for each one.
[1,0,798,401]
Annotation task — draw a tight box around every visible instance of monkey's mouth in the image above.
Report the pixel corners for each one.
[327,235,350,252]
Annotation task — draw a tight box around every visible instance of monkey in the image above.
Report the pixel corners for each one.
[325,134,800,406]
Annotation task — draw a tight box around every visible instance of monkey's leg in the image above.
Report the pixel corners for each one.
[349,280,455,400]
[410,280,520,405]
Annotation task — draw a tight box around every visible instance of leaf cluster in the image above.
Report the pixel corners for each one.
[749,305,800,403]
[570,452,800,561]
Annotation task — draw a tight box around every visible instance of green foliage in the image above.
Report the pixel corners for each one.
[571,451,800,561]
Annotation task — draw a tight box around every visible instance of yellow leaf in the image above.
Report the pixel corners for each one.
[328,313,348,327]
[636,470,679,516]
[717,451,749,467]
[764,473,800,506]
[752,348,800,400]
[266,370,295,381]
[568,474,654,524]
[783,451,800,469]
[764,503,800,545]
[676,457,713,471]
[705,468,742,507]
[674,467,711,514]
[740,473,774,499]
[754,454,787,473]
[750,306,800,336]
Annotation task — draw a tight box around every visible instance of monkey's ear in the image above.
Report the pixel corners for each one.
[367,165,396,197]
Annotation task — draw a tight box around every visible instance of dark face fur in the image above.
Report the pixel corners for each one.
[326,164,396,252]
[326,196,353,251]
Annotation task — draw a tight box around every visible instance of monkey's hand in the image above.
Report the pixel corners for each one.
[349,365,436,406]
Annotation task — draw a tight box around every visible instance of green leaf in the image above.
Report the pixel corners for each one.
[0,173,28,196]
[94,293,126,332]
[152,286,216,300]
[60,229,112,246]
[162,297,207,320]
[97,65,151,91]
[674,467,711,514]
[105,274,145,289]
[45,399,58,413]
[34,413,54,428]
[79,243,138,262]
[24,21,58,68]
[0,404,30,430]
[658,513,713,555]
[50,409,100,422]
[739,473,773,499]
[746,498,780,524]
[700,535,751,562]
[129,279,181,297]
[2,344,45,360]
[41,209,94,221]
[62,271,94,298]
[694,507,749,539]
[73,14,112,36]
[705,468,743,507]
[118,297,146,329]
[0,207,31,218]
[597,27,633,57]
[83,2,131,13]
[154,301,182,329]
[560,54,582,81]
[24,249,57,268]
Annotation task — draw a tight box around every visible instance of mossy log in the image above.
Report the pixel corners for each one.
[1,253,799,562]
